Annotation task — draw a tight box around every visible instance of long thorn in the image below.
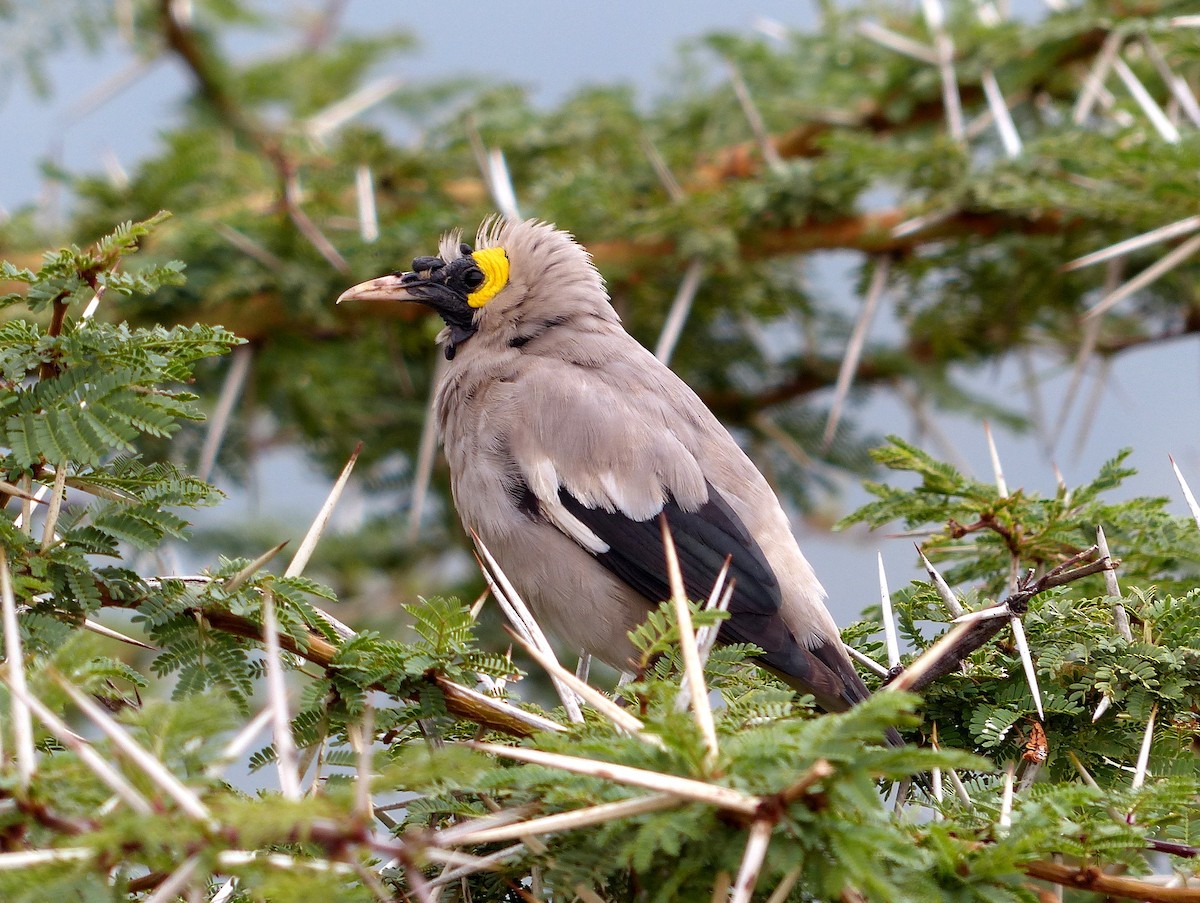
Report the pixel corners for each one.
[39,462,69,552]
[1009,615,1044,720]
[877,552,901,669]
[285,442,362,578]
[53,673,210,820]
[1112,56,1181,143]
[661,517,719,768]
[1169,455,1200,531]
[469,742,760,815]
[654,258,704,365]
[984,421,1008,497]
[446,794,679,846]
[1061,215,1200,272]
[823,256,889,451]
[1131,704,1157,791]
[1073,31,1123,125]
[916,545,965,618]
[81,617,155,650]
[844,642,889,678]
[0,548,35,787]
[1095,526,1132,641]
[506,627,653,740]
[1084,232,1200,320]
[980,70,1021,157]
[473,534,583,723]
[356,165,380,243]
[408,354,450,543]
[729,819,774,903]
[197,344,253,483]
[144,855,202,903]
[261,590,301,800]
[5,677,153,814]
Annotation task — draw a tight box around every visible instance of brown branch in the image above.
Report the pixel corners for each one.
[100,591,551,739]
[887,552,1117,694]
[1023,860,1200,902]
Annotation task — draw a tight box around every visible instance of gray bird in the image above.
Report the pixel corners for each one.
[338,218,875,715]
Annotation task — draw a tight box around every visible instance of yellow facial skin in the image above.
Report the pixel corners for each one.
[467,247,510,308]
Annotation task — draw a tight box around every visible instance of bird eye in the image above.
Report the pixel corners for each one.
[462,267,486,291]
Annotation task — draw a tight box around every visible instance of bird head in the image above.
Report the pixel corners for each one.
[337,218,610,359]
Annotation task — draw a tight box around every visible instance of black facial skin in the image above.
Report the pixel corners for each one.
[397,245,487,359]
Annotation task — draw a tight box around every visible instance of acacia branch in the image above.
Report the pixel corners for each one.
[886,550,1116,694]
[1023,860,1200,902]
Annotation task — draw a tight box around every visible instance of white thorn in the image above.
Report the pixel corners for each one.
[823,256,889,451]
[1095,525,1131,641]
[984,421,1008,497]
[916,545,965,618]
[1112,56,1181,143]
[1169,455,1200,531]
[844,642,890,678]
[1073,32,1123,125]
[261,591,302,800]
[1061,214,1200,272]
[878,552,901,669]
[980,70,1022,157]
[1084,225,1200,321]
[654,258,704,365]
[857,21,939,64]
[1131,704,1157,790]
[1009,615,1044,720]
[356,165,379,243]
[0,549,35,787]
[1092,696,1112,722]
[285,441,362,578]
[486,148,521,221]
[998,761,1015,830]
[54,675,210,820]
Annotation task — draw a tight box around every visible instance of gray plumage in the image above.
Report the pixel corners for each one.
[338,218,873,714]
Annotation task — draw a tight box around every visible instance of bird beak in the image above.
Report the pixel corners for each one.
[336,274,413,305]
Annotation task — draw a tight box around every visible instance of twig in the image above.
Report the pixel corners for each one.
[887,552,1114,693]
[1021,861,1200,902]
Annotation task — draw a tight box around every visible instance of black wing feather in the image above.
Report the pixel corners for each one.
[517,480,875,713]
[556,482,803,664]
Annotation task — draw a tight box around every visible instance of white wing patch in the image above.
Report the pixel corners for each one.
[526,458,610,555]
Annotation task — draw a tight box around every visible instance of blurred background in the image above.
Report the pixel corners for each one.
[2,0,1197,658]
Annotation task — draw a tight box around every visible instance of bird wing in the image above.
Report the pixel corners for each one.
[505,356,867,708]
